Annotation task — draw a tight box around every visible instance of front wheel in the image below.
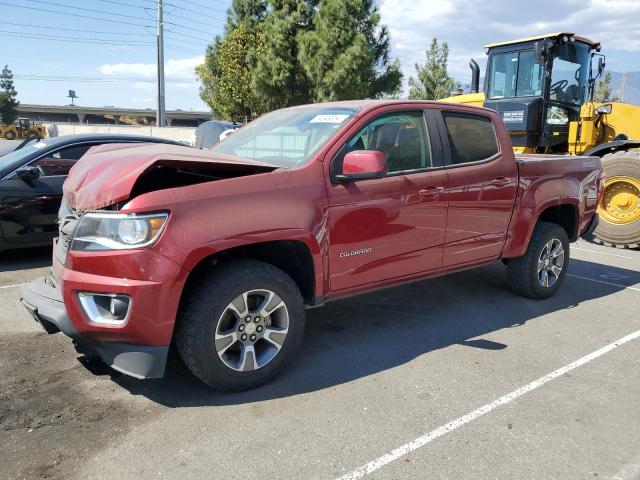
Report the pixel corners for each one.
[176,260,305,391]
[507,222,570,299]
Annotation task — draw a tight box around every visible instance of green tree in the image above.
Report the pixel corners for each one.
[298,0,402,101]
[225,0,268,33]
[252,0,315,111]
[408,38,458,100]
[0,65,19,125]
[593,72,618,102]
[196,24,267,120]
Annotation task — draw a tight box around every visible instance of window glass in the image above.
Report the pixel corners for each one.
[339,111,431,174]
[549,42,590,106]
[488,50,543,99]
[212,106,357,168]
[442,112,499,164]
[32,144,93,176]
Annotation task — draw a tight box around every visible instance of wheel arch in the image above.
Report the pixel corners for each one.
[503,200,579,258]
[584,140,640,157]
[181,237,320,306]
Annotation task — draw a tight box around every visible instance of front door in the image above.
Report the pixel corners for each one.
[326,109,448,292]
[0,143,93,246]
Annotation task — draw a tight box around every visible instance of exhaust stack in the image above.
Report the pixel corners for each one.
[469,59,480,94]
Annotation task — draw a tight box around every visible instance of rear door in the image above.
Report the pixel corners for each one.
[436,110,518,266]
[0,143,94,245]
[325,107,449,292]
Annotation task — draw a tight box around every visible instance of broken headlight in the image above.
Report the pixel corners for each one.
[70,212,169,251]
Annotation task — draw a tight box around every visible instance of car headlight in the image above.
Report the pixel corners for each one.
[70,212,169,251]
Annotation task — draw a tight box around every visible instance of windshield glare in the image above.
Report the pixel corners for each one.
[488,50,544,99]
[549,42,590,106]
[0,141,50,173]
[211,106,357,168]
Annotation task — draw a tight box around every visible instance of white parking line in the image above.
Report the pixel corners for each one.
[567,274,640,292]
[335,328,640,480]
[572,247,635,260]
[0,284,20,289]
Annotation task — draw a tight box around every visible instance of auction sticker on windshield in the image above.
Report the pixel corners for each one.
[309,114,350,124]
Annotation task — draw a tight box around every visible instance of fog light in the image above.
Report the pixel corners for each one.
[78,293,131,325]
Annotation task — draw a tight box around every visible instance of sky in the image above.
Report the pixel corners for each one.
[2,0,639,112]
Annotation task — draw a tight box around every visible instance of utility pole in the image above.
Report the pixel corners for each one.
[156,0,166,127]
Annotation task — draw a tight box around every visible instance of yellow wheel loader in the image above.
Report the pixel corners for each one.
[1,118,46,141]
[443,33,640,248]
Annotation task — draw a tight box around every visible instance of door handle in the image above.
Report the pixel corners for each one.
[491,177,511,186]
[418,186,444,198]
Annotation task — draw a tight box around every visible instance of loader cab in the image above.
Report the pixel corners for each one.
[482,33,601,152]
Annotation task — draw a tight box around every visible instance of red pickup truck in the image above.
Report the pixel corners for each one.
[20,100,602,391]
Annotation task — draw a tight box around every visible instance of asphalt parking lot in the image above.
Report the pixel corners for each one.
[1,240,639,480]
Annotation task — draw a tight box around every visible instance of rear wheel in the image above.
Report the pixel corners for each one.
[593,151,640,249]
[507,222,569,299]
[176,260,305,391]
[3,130,16,140]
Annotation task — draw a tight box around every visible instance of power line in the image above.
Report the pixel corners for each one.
[175,0,229,16]
[25,0,152,22]
[1,32,155,46]
[0,21,152,36]
[164,8,226,26]
[164,3,227,22]
[93,0,148,9]
[14,74,199,84]
[0,2,153,28]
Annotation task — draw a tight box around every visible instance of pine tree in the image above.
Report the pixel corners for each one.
[408,39,458,100]
[252,0,315,111]
[0,65,19,125]
[298,0,402,101]
[593,72,617,102]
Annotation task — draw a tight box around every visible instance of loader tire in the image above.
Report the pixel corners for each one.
[592,151,640,249]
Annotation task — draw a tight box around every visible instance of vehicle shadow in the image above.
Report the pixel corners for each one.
[0,247,51,272]
[110,257,639,407]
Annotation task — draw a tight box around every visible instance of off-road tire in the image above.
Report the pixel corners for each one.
[592,151,640,249]
[3,130,16,140]
[175,259,305,391]
[507,222,569,299]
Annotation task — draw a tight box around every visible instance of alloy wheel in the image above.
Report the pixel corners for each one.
[214,289,289,372]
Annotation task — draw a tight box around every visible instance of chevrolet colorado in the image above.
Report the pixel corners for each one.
[20,100,602,391]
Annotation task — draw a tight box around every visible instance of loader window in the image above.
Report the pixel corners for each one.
[488,50,543,99]
[549,42,590,106]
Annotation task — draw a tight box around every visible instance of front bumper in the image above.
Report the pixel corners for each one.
[20,276,169,379]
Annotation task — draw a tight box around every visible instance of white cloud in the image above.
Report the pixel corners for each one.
[379,0,640,89]
[98,55,205,80]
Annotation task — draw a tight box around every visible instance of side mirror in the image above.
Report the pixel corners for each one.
[598,57,605,74]
[16,166,41,182]
[596,103,612,115]
[336,150,387,182]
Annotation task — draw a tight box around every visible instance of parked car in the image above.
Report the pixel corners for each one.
[20,101,602,390]
[0,134,185,252]
[195,120,236,149]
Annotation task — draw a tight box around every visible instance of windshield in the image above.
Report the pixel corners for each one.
[211,106,358,168]
[549,42,590,106]
[0,140,51,175]
[488,50,544,99]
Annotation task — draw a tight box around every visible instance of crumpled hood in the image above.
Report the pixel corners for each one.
[63,143,275,211]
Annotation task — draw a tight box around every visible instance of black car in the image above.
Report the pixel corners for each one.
[0,134,185,252]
